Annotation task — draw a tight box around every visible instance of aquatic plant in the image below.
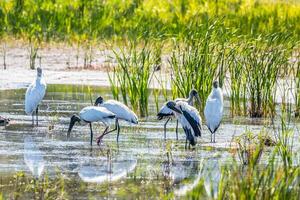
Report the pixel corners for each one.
[295,52,300,117]
[228,44,247,116]
[109,41,161,117]
[169,24,229,110]
[242,37,290,118]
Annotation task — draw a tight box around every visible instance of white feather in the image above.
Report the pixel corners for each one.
[25,74,46,115]
[99,100,138,124]
[79,106,115,124]
[204,88,223,133]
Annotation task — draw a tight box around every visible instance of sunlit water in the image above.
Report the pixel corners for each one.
[0,84,282,198]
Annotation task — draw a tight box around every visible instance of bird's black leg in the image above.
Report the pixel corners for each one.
[185,138,187,149]
[164,118,171,140]
[32,112,34,126]
[214,132,216,143]
[175,120,179,140]
[36,106,39,126]
[116,119,120,142]
[89,123,93,146]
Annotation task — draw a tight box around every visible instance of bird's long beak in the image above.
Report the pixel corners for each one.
[196,94,201,106]
[67,119,76,139]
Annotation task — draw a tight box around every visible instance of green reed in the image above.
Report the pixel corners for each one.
[228,44,247,116]
[109,41,160,117]
[243,37,290,118]
[295,52,300,117]
[169,26,229,110]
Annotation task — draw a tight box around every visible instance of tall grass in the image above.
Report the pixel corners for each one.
[108,41,161,117]
[1,1,300,42]
[242,37,290,118]
[295,51,300,117]
[169,24,230,109]
[228,44,248,116]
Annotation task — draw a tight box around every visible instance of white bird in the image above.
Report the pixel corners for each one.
[165,101,202,149]
[204,81,223,143]
[94,96,138,145]
[67,106,116,146]
[25,67,46,126]
[157,89,201,140]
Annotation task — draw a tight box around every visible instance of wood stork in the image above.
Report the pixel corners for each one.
[94,96,138,145]
[0,116,10,126]
[165,101,202,149]
[157,89,201,140]
[25,67,46,126]
[204,81,223,143]
[67,106,116,146]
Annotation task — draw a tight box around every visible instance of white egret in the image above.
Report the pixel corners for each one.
[204,81,223,143]
[25,67,46,126]
[67,106,115,146]
[94,96,138,145]
[157,89,201,140]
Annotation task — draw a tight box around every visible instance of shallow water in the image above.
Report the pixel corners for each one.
[0,84,278,198]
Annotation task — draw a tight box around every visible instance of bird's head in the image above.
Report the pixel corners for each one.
[67,114,81,139]
[166,101,182,114]
[190,89,201,105]
[94,96,104,106]
[37,67,43,77]
[213,81,219,89]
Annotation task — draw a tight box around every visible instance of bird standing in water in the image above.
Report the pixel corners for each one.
[25,67,46,126]
[204,81,223,143]
[94,96,138,145]
[157,89,201,140]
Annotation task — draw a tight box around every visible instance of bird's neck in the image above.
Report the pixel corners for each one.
[187,94,194,105]
[212,88,223,101]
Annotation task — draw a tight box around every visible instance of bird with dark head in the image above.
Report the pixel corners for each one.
[204,80,223,143]
[165,101,202,149]
[157,89,201,141]
[213,80,219,89]
[166,101,182,114]
[188,89,201,106]
[94,96,104,106]
[67,114,81,138]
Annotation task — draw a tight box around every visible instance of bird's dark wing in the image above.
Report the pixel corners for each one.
[157,112,174,120]
[182,110,201,137]
[183,127,196,146]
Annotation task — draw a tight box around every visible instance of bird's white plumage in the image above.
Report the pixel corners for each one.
[204,88,223,133]
[25,75,46,115]
[176,101,202,132]
[79,106,115,123]
[99,100,138,124]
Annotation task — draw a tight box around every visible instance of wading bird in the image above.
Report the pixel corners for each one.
[67,106,116,146]
[94,96,138,145]
[204,81,223,143]
[166,101,202,149]
[25,67,46,126]
[157,89,201,140]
